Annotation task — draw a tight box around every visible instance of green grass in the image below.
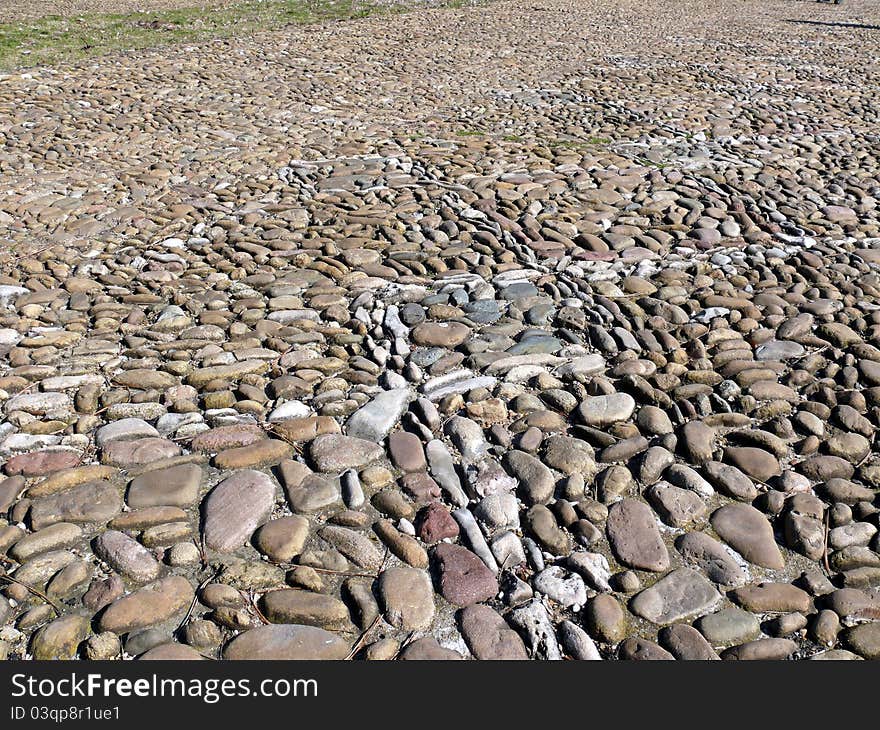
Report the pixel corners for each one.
[0,0,466,71]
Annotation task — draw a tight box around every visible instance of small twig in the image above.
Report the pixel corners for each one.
[392,631,417,660]
[345,613,381,660]
[248,590,271,625]
[379,547,391,573]
[265,425,305,455]
[789,345,829,363]
[854,445,875,469]
[197,534,208,570]
[268,552,384,580]
[822,508,832,576]
[0,575,63,614]
[176,572,216,635]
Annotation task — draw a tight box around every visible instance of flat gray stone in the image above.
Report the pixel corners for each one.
[309,434,384,472]
[675,531,748,587]
[379,566,435,630]
[95,418,159,448]
[127,464,202,508]
[223,624,348,660]
[345,388,414,441]
[577,393,636,428]
[630,568,721,625]
[29,481,123,530]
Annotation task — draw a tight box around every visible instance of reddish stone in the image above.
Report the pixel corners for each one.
[5,449,80,477]
[399,472,441,502]
[415,502,459,543]
[529,240,565,259]
[432,543,498,607]
[574,250,618,262]
[102,438,181,467]
[191,425,265,453]
[83,574,125,612]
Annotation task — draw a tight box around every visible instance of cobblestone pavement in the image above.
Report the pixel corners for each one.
[1,0,880,660]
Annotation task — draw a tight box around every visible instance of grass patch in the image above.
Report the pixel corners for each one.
[0,0,469,71]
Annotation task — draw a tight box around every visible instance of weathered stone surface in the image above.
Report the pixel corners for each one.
[93,530,161,583]
[260,589,350,629]
[379,566,435,631]
[577,393,636,428]
[139,643,206,660]
[272,416,340,443]
[723,446,781,483]
[127,464,202,508]
[214,439,292,470]
[503,449,555,504]
[721,638,797,660]
[730,583,812,614]
[96,419,159,448]
[606,499,669,572]
[630,568,721,625]
[695,607,761,647]
[6,449,81,477]
[659,624,720,660]
[202,470,277,552]
[646,482,708,528]
[399,637,464,660]
[309,434,384,472]
[844,623,880,660]
[254,516,309,563]
[29,482,123,530]
[101,438,182,468]
[1,0,878,665]
[318,525,383,569]
[223,625,348,660]
[703,461,758,502]
[281,461,340,513]
[675,532,748,587]
[99,577,194,634]
[192,425,266,453]
[30,615,91,660]
[584,594,626,644]
[11,523,82,562]
[433,543,499,606]
[411,322,471,347]
[459,604,528,659]
[346,389,414,442]
[711,503,784,569]
[618,637,675,661]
